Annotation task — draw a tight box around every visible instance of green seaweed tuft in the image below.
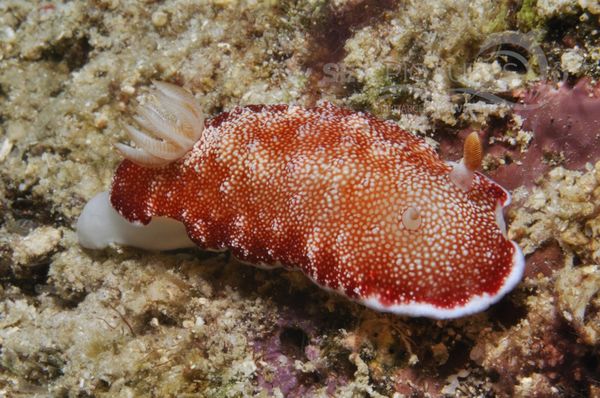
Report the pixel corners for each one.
[517,0,544,31]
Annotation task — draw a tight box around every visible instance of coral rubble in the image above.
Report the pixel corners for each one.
[1,0,600,396]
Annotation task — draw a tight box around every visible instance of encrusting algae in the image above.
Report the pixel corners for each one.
[1,0,600,396]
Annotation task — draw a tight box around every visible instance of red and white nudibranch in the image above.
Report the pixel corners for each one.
[77,82,524,319]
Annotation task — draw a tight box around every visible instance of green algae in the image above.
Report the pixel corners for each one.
[1,0,600,396]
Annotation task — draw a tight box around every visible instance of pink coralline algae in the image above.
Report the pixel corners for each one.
[491,79,600,189]
[78,82,524,319]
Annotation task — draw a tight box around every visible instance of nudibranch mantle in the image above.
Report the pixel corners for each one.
[77,82,524,319]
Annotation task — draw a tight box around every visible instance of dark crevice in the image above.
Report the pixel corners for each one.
[24,348,65,384]
[478,43,531,74]
[140,308,180,331]
[488,296,528,329]
[302,0,397,101]
[40,35,92,72]
[1,261,51,296]
[24,143,72,160]
[582,350,600,396]
[0,230,54,297]
[52,288,88,309]
[279,326,309,360]
[297,369,322,387]
[437,340,471,378]
[4,179,69,228]
[544,13,581,43]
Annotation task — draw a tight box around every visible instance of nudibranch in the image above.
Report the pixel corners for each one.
[77,82,524,319]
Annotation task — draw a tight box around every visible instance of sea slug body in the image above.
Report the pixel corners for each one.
[77,82,524,319]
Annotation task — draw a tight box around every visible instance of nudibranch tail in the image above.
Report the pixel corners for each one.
[115,81,204,168]
[449,131,483,191]
[77,191,195,250]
